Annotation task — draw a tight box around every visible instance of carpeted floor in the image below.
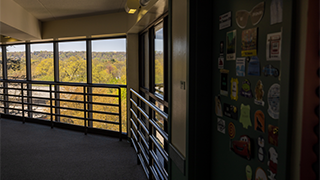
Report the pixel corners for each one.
[0,118,147,180]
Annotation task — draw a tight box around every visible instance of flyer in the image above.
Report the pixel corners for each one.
[266,32,282,60]
[241,28,257,57]
[226,30,236,60]
[236,57,246,76]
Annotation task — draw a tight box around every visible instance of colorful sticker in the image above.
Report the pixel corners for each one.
[236,57,246,76]
[257,136,265,162]
[224,103,238,120]
[267,147,278,180]
[239,104,252,129]
[240,79,253,98]
[267,32,282,60]
[217,118,226,134]
[241,28,258,56]
[215,96,223,117]
[247,56,260,76]
[226,30,237,60]
[254,80,265,106]
[270,0,283,25]
[236,2,265,29]
[218,56,224,69]
[231,135,252,160]
[228,122,236,139]
[268,125,279,146]
[262,64,279,77]
[268,84,280,119]
[220,69,229,96]
[230,78,239,101]
[255,167,268,180]
[246,165,252,180]
[254,110,265,133]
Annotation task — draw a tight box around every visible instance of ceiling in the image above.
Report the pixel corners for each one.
[12,0,127,22]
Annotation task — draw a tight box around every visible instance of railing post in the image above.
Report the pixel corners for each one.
[21,83,25,124]
[148,99,153,180]
[50,84,53,129]
[84,86,87,135]
[119,87,122,141]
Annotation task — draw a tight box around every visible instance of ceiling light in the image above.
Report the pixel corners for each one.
[125,0,140,14]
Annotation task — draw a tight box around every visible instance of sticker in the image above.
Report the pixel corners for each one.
[240,79,253,98]
[270,0,283,25]
[230,78,239,101]
[215,96,223,117]
[220,41,224,55]
[219,12,232,30]
[241,28,258,56]
[267,84,280,119]
[217,118,226,134]
[226,30,236,60]
[228,122,236,139]
[239,104,252,129]
[254,80,265,106]
[266,32,282,60]
[220,69,229,96]
[247,56,260,76]
[254,110,265,133]
[268,125,279,146]
[218,56,224,69]
[246,165,252,180]
[236,57,246,76]
[257,136,265,162]
[255,167,268,180]
[267,147,278,180]
[230,135,252,160]
[224,103,238,120]
[262,64,279,77]
[236,2,265,29]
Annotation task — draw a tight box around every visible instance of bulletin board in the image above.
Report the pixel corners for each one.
[212,0,293,179]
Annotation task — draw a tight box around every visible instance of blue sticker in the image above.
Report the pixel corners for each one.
[247,56,260,76]
[236,57,246,76]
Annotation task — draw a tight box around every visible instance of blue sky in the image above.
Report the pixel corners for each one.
[5,38,164,52]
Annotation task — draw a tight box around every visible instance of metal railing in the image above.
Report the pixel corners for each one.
[0,79,125,140]
[129,88,169,180]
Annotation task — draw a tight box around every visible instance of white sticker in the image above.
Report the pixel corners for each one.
[219,12,232,30]
[217,118,226,134]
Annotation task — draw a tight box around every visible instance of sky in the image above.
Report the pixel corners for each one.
[5,37,163,52]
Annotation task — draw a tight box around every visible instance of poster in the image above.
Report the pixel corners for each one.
[219,12,232,30]
[266,32,282,60]
[270,0,283,25]
[241,28,257,56]
[226,30,236,60]
[236,57,246,76]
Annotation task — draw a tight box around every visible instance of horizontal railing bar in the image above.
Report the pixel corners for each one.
[25,110,51,116]
[28,89,51,93]
[150,165,160,180]
[130,88,168,120]
[130,118,138,132]
[150,135,169,162]
[138,154,149,179]
[130,108,149,135]
[130,98,149,120]
[53,106,84,112]
[131,128,139,143]
[86,118,119,125]
[150,150,168,180]
[138,130,149,150]
[89,110,119,116]
[28,96,50,100]
[56,114,85,120]
[56,91,84,95]
[138,142,149,165]
[55,98,84,104]
[149,118,169,142]
[6,107,23,111]
[4,94,24,98]
[0,87,26,91]
[130,136,138,153]
[88,93,120,98]
[87,101,119,106]
[0,100,24,104]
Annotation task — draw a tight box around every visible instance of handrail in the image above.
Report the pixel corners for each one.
[130,88,168,120]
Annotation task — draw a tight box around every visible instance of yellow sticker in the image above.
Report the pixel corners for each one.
[230,78,239,101]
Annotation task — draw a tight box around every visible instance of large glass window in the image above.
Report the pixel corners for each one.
[0,47,2,79]
[91,38,126,85]
[59,41,86,83]
[7,45,26,80]
[31,43,54,81]
[154,23,164,96]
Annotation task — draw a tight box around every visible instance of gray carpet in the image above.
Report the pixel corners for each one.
[0,118,147,180]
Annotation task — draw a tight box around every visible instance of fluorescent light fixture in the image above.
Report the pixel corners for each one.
[125,0,140,14]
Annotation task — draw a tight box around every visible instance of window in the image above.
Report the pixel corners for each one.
[0,47,2,79]
[31,43,54,81]
[154,22,164,96]
[59,41,86,83]
[7,45,26,80]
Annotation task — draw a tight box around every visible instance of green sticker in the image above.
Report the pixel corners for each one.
[246,165,252,180]
[239,104,252,129]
